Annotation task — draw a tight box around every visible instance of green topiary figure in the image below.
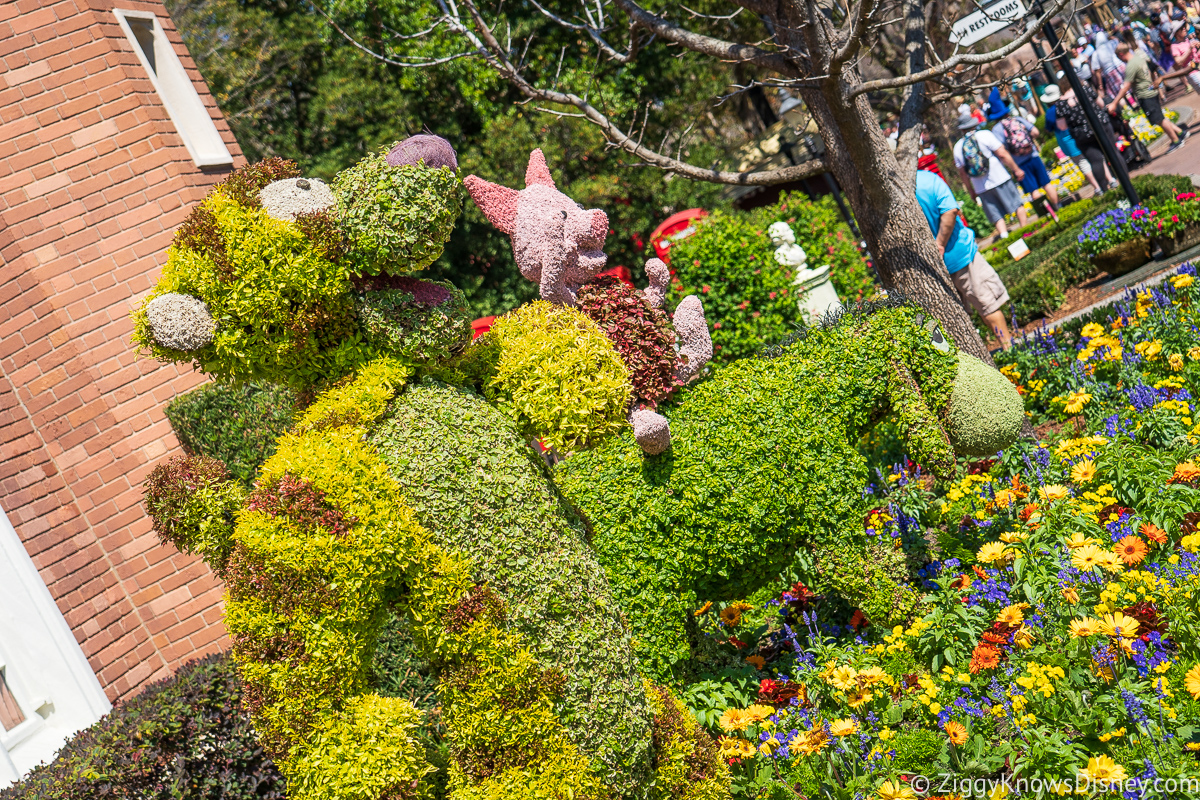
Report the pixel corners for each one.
[554,300,1024,682]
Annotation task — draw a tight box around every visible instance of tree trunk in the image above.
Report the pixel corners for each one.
[797,85,995,366]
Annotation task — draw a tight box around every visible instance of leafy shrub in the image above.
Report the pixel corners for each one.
[354,276,473,362]
[1,652,285,800]
[890,729,944,773]
[133,190,371,388]
[479,301,632,452]
[165,382,296,486]
[668,193,875,363]
[144,454,245,576]
[369,378,655,791]
[955,188,994,238]
[1101,172,1196,206]
[333,146,464,276]
[578,274,679,406]
[1076,207,1154,256]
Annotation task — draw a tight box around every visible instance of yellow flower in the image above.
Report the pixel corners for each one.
[1078,754,1128,784]
[944,719,968,745]
[1013,624,1034,649]
[876,779,917,800]
[1172,273,1195,289]
[1097,550,1125,573]
[718,708,752,732]
[1189,345,1200,361]
[995,604,1026,627]
[857,666,887,685]
[846,687,874,708]
[745,655,766,670]
[1070,617,1101,637]
[1135,339,1163,361]
[1081,322,1105,338]
[793,728,828,756]
[1099,612,1140,638]
[1071,544,1106,571]
[1064,390,1092,414]
[1062,585,1080,604]
[878,726,894,741]
[1039,484,1070,502]
[719,601,753,626]
[1186,664,1200,700]
[1071,460,1097,484]
[828,718,858,737]
[828,665,859,691]
[1064,532,1095,550]
[977,541,1012,565]
[1098,727,1126,742]
[1000,530,1027,544]
[716,736,757,759]
[1170,353,1185,372]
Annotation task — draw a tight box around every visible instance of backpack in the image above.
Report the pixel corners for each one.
[961,133,989,177]
[1000,118,1035,157]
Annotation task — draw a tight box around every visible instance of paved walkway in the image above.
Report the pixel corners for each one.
[1130,86,1200,183]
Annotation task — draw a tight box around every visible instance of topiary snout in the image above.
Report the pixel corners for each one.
[943,352,1025,457]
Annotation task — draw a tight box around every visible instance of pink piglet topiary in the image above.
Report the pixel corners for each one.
[464,150,713,455]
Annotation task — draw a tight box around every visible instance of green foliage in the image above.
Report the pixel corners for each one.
[332,149,464,276]
[479,301,632,453]
[555,303,1013,682]
[890,729,944,774]
[220,366,605,799]
[369,378,654,791]
[0,653,285,800]
[355,278,474,362]
[144,454,245,576]
[955,188,993,238]
[165,381,296,485]
[944,353,1026,457]
[667,193,875,363]
[644,684,731,800]
[132,190,373,388]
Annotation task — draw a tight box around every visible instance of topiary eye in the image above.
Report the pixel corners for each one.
[929,323,951,353]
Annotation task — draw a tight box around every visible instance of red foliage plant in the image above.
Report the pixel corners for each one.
[578,275,679,407]
[245,473,356,538]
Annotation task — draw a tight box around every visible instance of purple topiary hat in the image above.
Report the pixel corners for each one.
[385,134,458,171]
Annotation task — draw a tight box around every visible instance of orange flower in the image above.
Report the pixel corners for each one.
[969,644,1001,674]
[1140,523,1168,546]
[950,574,973,591]
[1170,462,1200,485]
[944,720,968,745]
[1114,535,1148,566]
[746,655,766,670]
[1019,503,1040,522]
[973,565,989,581]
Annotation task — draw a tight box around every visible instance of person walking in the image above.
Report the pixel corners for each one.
[1042,85,1105,195]
[986,88,1061,218]
[1055,83,1118,189]
[953,111,1029,239]
[1109,41,1189,152]
[914,168,1014,348]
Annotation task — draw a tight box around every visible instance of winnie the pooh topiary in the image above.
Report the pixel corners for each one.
[135,139,722,799]
[554,299,1024,682]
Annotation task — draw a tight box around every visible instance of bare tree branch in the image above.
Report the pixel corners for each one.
[612,0,802,77]
[317,4,481,66]
[441,0,826,185]
[830,0,883,75]
[525,0,640,63]
[848,0,1074,96]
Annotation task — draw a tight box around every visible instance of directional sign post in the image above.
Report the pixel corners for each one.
[950,0,1028,46]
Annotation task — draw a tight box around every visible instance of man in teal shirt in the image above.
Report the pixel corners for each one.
[915,169,1013,348]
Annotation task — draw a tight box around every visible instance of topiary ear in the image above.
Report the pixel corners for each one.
[887,359,956,479]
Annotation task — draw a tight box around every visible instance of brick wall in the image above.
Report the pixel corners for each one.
[0,0,243,700]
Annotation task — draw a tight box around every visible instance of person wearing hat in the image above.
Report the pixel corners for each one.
[952,109,1028,239]
[1109,41,1188,152]
[1042,84,1105,195]
[1159,20,1200,93]
[986,88,1061,219]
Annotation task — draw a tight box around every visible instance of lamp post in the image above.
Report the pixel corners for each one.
[1033,1,1140,205]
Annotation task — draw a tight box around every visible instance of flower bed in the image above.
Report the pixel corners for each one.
[676,264,1200,799]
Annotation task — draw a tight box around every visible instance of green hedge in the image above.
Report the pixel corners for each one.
[667,192,875,363]
[1,653,285,800]
[165,382,296,486]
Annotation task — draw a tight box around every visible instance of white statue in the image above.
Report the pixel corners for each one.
[766,221,842,323]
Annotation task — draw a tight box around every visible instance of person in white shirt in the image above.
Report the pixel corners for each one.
[952,112,1029,239]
